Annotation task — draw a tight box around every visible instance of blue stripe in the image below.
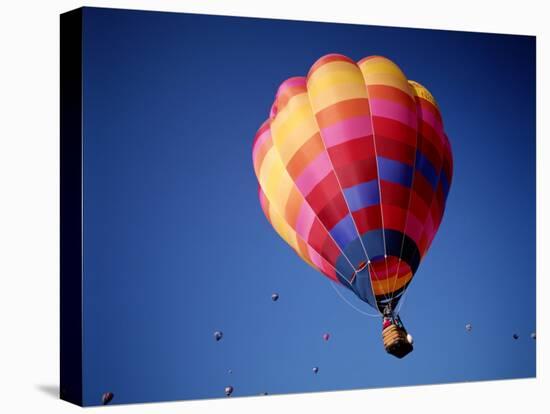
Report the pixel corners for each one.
[329,214,357,249]
[343,180,380,212]
[440,171,450,200]
[378,156,413,187]
[415,151,438,189]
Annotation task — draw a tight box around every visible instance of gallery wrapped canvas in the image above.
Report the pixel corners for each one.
[60,7,535,407]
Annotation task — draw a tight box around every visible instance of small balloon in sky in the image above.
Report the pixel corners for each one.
[465,323,472,332]
[531,332,536,340]
[513,333,519,340]
[261,392,269,396]
[312,367,319,374]
[214,331,223,341]
[228,369,232,374]
[323,333,330,341]
[101,392,114,405]
[224,386,234,397]
[271,293,279,302]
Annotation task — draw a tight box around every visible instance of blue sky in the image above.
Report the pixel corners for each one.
[80,7,535,406]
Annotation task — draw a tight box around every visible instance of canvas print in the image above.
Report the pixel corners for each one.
[60,6,536,407]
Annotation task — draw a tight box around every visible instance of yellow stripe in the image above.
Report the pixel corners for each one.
[271,97,311,146]
[268,203,298,251]
[259,146,302,253]
[271,94,318,164]
[308,60,358,82]
[358,58,407,79]
[308,82,368,113]
[308,61,368,112]
[257,147,278,191]
[307,69,365,101]
[409,80,439,109]
[277,121,318,165]
[361,73,411,94]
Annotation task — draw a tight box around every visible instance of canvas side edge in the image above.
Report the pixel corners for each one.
[60,7,84,407]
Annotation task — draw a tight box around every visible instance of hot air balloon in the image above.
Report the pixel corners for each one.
[271,293,279,302]
[323,333,330,341]
[214,331,223,341]
[513,334,519,340]
[224,386,234,397]
[466,323,472,332]
[531,332,536,340]
[101,392,114,405]
[312,367,319,374]
[252,54,453,359]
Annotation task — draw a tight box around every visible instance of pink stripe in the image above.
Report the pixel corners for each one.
[252,129,271,161]
[418,104,443,136]
[404,212,424,245]
[370,99,417,129]
[323,265,338,281]
[278,76,307,92]
[295,203,316,240]
[307,245,324,269]
[320,115,373,147]
[307,245,338,282]
[422,214,435,242]
[295,152,332,196]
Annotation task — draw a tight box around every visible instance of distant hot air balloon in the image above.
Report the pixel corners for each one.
[312,367,319,374]
[513,334,519,340]
[531,332,536,340]
[214,331,223,341]
[323,333,330,341]
[224,386,234,397]
[271,293,279,302]
[252,54,453,359]
[466,324,472,332]
[101,392,114,405]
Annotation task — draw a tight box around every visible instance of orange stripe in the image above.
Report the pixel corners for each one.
[367,85,416,111]
[285,132,325,178]
[314,98,371,129]
[284,186,303,228]
[372,272,412,295]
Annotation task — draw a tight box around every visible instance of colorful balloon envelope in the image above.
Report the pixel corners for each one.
[252,54,453,318]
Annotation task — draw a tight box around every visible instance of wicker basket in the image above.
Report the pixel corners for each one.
[382,324,413,358]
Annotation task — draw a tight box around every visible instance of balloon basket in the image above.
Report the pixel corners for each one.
[382,324,413,359]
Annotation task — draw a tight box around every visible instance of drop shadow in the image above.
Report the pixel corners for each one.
[36,384,59,399]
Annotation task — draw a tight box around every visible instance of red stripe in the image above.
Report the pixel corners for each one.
[353,205,383,234]
[380,180,410,208]
[375,135,416,166]
[316,193,349,230]
[372,116,417,147]
[408,191,430,223]
[327,137,376,168]
[321,233,345,264]
[305,172,341,213]
[335,158,378,188]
